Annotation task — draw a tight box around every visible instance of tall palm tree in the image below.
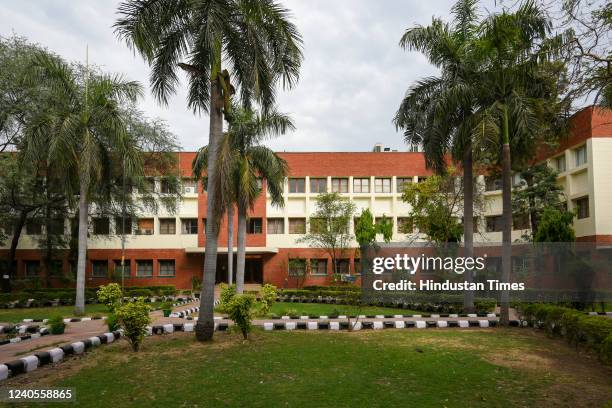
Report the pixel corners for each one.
[115,0,302,341]
[24,53,143,315]
[194,107,291,293]
[394,0,481,311]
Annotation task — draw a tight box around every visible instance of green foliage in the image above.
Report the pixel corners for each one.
[226,294,256,340]
[115,298,151,352]
[47,314,66,335]
[96,283,123,313]
[534,207,576,242]
[260,284,277,316]
[106,313,119,332]
[219,283,237,312]
[355,208,376,246]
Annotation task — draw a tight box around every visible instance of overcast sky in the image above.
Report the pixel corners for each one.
[1,0,499,152]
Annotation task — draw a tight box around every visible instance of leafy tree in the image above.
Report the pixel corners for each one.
[115,298,151,352]
[226,294,255,340]
[115,0,302,341]
[97,283,123,313]
[534,207,575,242]
[298,193,356,276]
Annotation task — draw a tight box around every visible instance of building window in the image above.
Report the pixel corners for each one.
[310,259,327,275]
[0,261,17,277]
[136,260,153,277]
[336,259,350,274]
[159,218,176,234]
[25,260,40,277]
[485,215,504,232]
[485,176,502,191]
[354,259,362,275]
[310,178,327,193]
[574,145,587,166]
[181,218,198,234]
[136,218,154,235]
[396,177,412,193]
[374,178,391,193]
[160,179,176,194]
[267,218,284,234]
[25,220,42,235]
[574,196,589,219]
[288,259,306,276]
[144,177,156,192]
[331,178,348,193]
[513,213,530,230]
[353,178,370,193]
[48,219,65,235]
[92,218,110,235]
[309,217,326,233]
[115,217,132,235]
[247,218,263,234]
[49,260,63,276]
[114,260,131,277]
[418,177,428,183]
[159,260,176,277]
[555,155,566,172]
[92,260,108,278]
[288,178,305,193]
[183,179,197,194]
[397,217,413,234]
[288,218,306,234]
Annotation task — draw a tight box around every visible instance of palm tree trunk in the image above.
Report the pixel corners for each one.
[227,204,234,285]
[3,210,28,293]
[462,144,475,312]
[236,203,247,294]
[195,75,223,341]
[74,176,89,315]
[500,106,512,325]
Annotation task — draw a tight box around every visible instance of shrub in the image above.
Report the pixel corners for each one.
[161,301,173,317]
[47,315,66,335]
[226,294,255,340]
[115,298,151,352]
[219,283,236,312]
[106,313,119,331]
[97,283,123,313]
[260,284,277,316]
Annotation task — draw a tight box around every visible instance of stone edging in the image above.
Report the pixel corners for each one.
[0,325,50,346]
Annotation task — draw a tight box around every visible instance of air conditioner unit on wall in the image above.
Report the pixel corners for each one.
[184,186,196,194]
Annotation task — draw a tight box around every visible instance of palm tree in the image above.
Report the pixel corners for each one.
[24,53,143,315]
[194,107,291,293]
[115,0,302,341]
[394,0,481,311]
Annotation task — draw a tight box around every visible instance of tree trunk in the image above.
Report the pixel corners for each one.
[500,106,512,325]
[3,210,28,292]
[195,75,223,341]
[524,173,538,237]
[462,144,475,312]
[227,204,234,285]
[235,203,247,294]
[74,176,89,315]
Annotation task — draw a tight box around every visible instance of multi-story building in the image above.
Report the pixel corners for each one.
[1,106,611,289]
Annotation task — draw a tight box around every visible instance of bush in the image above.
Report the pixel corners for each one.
[226,294,255,340]
[47,315,66,335]
[115,298,151,352]
[260,284,277,316]
[106,313,119,332]
[219,283,236,312]
[161,301,173,317]
[97,283,123,313]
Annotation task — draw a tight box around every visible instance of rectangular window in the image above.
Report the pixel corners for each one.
[267,218,284,234]
[353,178,370,193]
[160,179,175,194]
[136,260,153,277]
[247,218,263,234]
[310,259,327,275]
[336,259,350,274]
[25,220,42,235]
[574,196,589,219]
[418,177,428,183]
[485,176,502,191]
[144,177,156,192]
[354,259,362,275]
[159,218,176,234]
[115,217,132,235]
[48,219,65,235]
[0,261,17,277]
[288,259,306,276]
[49,260,63,276]
[25,260,40,277]
[93,218,110,235]
[513,214,530,230]
[574,145,587,166]
[158,260,176,277]
[114,260,131,277]
[136,218,154,235]
[486,216,504,232]
[397,217,413,234]
[374,178,391,193]
[331,178,348,193]
[555,155,566,172]
[288,218,306,234]
[182,179,197,194]
[310,178,327,193]
[309,217,326,234]
[396,177,412,193]
[181,218,198,234]
[288,178,305,193]
[92,260,108,278]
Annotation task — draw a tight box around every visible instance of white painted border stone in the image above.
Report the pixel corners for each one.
[458,320,469,328]
[71,342,85,354]
[437,320,448,328]
[415,321,426,329]
[263,322,273,331]
[48,348,64,363]
[21,355,38,372]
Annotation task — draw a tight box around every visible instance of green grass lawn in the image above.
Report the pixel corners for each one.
[9,329,611,407]
[264,302,421,317]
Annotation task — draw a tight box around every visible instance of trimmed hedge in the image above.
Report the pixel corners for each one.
[520,304,612,364]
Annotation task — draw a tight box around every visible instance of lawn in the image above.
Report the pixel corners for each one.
[264,302,422,317]
[8,329,611,407]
